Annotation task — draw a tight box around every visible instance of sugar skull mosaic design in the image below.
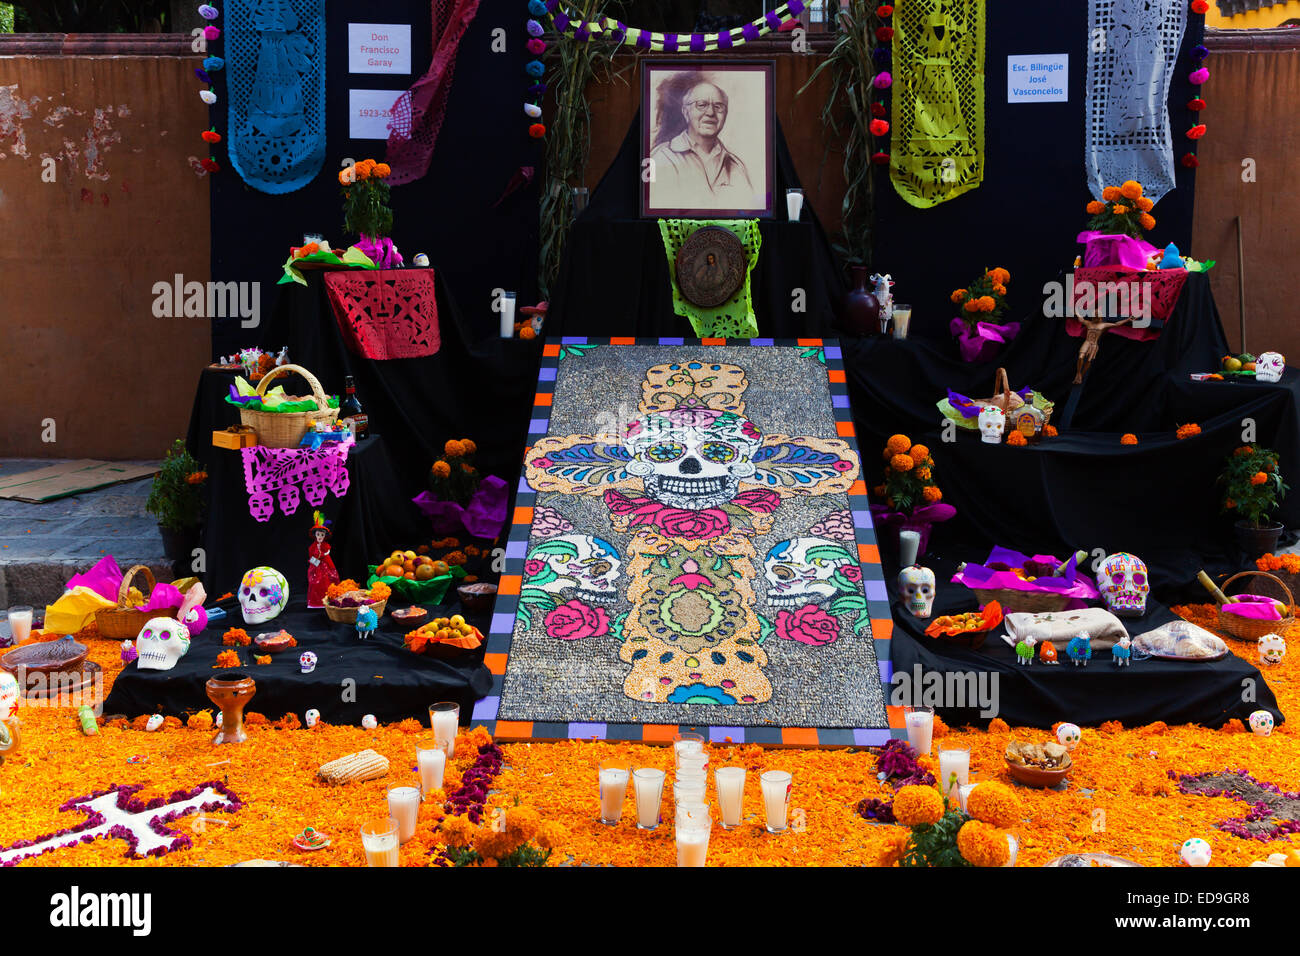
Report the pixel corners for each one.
[508,351,875,716]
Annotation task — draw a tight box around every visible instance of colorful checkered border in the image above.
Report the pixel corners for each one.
[472,337,905,748]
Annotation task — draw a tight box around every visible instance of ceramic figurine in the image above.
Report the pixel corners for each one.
[870,273,895,332]
[1095,552,1149,617]
[306,511,340,609]
[1256,351,1286,383]
[355,605,378,640]
[1066,633,1092,667]
[1158,242,1183,270]
[1039,640,1059,664]
[1056,723,1081,750]
[414,253,430,267]
[978,405,1006,444]
[239,567,289,624]
[1111,635,1132,666]
[274,347,289,366]
[1015,636,1037,665]
[1258,633,1287,666]
[362,714,378,730]
[305,708,320,729]
[0,671,19,721]
[120,640,138,664]
[897,565,936,618]
[1249,710,1275,737]
[135,617,193,672]
[145,714,164,732]
[1180,838,1212,867]
[299,651,317,674]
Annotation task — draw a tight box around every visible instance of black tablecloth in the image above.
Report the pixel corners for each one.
[103,597,493,724]
[883,550,1283,730]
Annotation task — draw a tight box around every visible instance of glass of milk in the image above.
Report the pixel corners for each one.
[6,606,32,644]
[428,702,459,759]
[416,739,446,798]
[786,188,804,220]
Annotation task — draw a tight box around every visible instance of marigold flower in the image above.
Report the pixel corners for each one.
[892,785,945,826]
[432,460,451,478]
[1136,196,1154,212]
[1086,200,1106,214]
[1138,212,1156,230]
[372,163,391,178]
[1252,472,1268,486]
[886,434,912,455]
[987,267,1010,285]
[440,814,476,848]
[462,439,478,455]
[992,283,1006,296]
[1113,204,1130,216]
[957,819,1010,866]
[891,453,915,473]
[1225,498,1236,509]
[909,444,930,461]
[877,830,910,867]
[1043,425,1058,437]
[214,649,241,668]
[922,486,943,503]
[1102,186,1121,201]
[977,296,996,312]
[917,467,932,481]
[1006,432,1027,446]
[966,782,1023,828]
[988,718,1010,734]
[951,288,968,304]
[1176,423,1201,440]
[444,439,466,458]
[1121,433,1138,445]
[964,300,980,313]
[1120,180,1143,200]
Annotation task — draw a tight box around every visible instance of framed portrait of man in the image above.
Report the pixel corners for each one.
[641,60,775,219]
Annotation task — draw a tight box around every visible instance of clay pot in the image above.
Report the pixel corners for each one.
[839,265,881,337]
[206,672,256,745]
[1235,520,1284,559]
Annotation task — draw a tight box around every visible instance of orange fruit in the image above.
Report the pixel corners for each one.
[436,628,452,641]
[403,559,416,573]
[431,560,450,576]
[404,571,415,580]
[415,564,434,581]
[404,550,417,561]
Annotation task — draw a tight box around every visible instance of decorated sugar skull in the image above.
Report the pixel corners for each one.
[299,651,317,674]
[1180,838,1212,867]
[1095,552,1148,617]
[525,534,622,604]
[1256,351,1286,383]
[977,406,1006,444]
[898,565,936,618]
[1258,633,1287,666]
[305,708,320,728]
[0,670,18,721]
[623,409,763,510]
[1056,723,1082,750]
[362,714,377,730]
[764,537,857,608]
[239,566,289,624]
[1249,710,1275,737]
[145,713,164,732]
[135,617,192,671]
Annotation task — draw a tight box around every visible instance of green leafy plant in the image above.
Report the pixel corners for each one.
[900,805,973,868]
[1220,444,1288,529]
[446,843,552,867]
[145,440,206,532]
[951,266,1011,333]
[340,160,394,240]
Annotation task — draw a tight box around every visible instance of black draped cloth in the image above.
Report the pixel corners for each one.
[103,596,493,723]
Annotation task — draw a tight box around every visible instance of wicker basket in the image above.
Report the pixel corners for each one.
[238,363,338,449]
[969,588,1070,614]
[1217,570,1295,641]
[95,565,179,640]
[323,596,388,624]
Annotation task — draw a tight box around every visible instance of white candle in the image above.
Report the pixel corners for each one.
[499,291,517,338]
[677,751,708,775]
[7,607,32,644]
[417,742,446,797]
[633,768,666,829]
[905,707,934,756]
[387,785,421,843]
[676,802,709,829]
[891,305,913,340]
[714,766,745,829]
[675,823,711,867]
[599,766,629,824]
[1004,834,1019,867]
[957,783,977,812]
[786,188,804,220]
[760,771,791,833]
[673,735,704,767]
[938,749,970,798]
[360,819,399,867]
[429,703,459,759]
[673,776,706,807]
[898,531,921,568]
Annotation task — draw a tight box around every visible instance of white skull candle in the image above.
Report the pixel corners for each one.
[1249,710,1275,737]
[1256,352,1285,383]
[0,670,19,721]
[897,566,936,618]
[1095,552,1149,617]
[145,714,164,732]
[1056,723,1082,750]
[239,567,289,624]
[362,714,377,730]
[299,651,317,674]
[135,617,192,671]
[977,406,1006,444]
[305,708,320,728]
[1258,633,1287,666]
[1180,838,1212,867]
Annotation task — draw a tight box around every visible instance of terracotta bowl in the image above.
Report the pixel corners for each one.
[1005,755,1072,788]
[457,582,498,612]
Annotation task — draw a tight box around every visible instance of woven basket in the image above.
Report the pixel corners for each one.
[323,596,388,624]
[1217,570,1295,641]
[238,363,338,449]
[970,588,1070,614]
[95,565,178,640]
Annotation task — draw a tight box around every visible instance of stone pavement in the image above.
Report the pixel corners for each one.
[0,459,171,609]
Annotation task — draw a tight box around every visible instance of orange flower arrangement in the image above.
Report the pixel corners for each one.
[877,436,943,514]
[922,486,943,503]
[1006,431,1027,447]
[966,782,1023,828]
[1176,423,1201,440]
[886,434,911,455]
[1257,552,1300,574]
[952,269,1011,333]
[222,628,251,647]
[255,655,271,666]
[214,649,242,668]
[429,440,480,506]
[444,440,467,458]
[956,819,1010,866]
[1043,425,1059,437]
[432,461,451,478]
[893,785,945,826]
[1121,433,1138,445]
[890,454,915,473]
[444,551,467,566]
[1087,180,1155,238]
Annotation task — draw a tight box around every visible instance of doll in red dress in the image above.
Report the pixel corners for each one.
[306,510,340,608]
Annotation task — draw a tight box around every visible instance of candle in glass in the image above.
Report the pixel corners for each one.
[673,775,706,807]
[598,762,629,825]
[675,815,712,867]
[676,801,709,829]
[499,291,517,338]
[714,766,746,829]
[904,706,934,756]
[416,739,446,797]
[632,768,666,830]
[359,817,400,867]
[7,606,32,644]
[898,531,921,568]
[673,732,704,768]
[387,783,421,843]
[429,702,459,759]
[891,304,913,340]
[677,751,708,775]
[938,748,970,797]
[1004,834,1019,867]
[957,782,977,812]
[786,188,804,220]
[760,770,792,833]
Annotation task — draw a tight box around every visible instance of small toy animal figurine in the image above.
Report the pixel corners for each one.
[1112,635,1132,667]
[1158,242,1183,270]
[355,605,378,640]
[870,273,895,329]
[1039,640,1059,664]
[1015,635,1037,665]
[274,346,289,366]
[1066,633,1092,667]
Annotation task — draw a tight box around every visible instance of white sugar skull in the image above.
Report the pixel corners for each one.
[0,670,18,720]
[977,406,1006,444]
[1258,633,1287,666]
[305,708,320,728]
[239,567,289,624]
[145,713,164,732]
[1095,552,1148,617]
[299,651,317,674]
[1249,710,1275,737]
[1180,838,1212,867]
[1056,723,1082,750]
[135,617,192,671]
[1256,352,1285,383]
[525,534,622,604]
[764,537,857,608]
[362,714,377,730]
[898,565,936,618]
[623,409,762,510]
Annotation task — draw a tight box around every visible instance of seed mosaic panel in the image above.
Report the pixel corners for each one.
[473,339,902,747]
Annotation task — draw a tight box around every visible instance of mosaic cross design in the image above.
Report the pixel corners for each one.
[474,338,901,747]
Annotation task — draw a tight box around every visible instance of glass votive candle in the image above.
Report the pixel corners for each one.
[675,801,710,829]
[760,770,792,833]
[786,188,804,220]
[673,732,704,767]
[1004,834,1019,867]
[359,816,400,867]
[386,782,421,844]
[898,530,922,568]
[938,748,970,798]
[429,702,459,758]
[675,812,712,867]
[891,303,913,340]
[6,606,32,644]
[714,766,746,829]
[632,767,666,830]
[957,782,978,813]
[598,760,630,825]
[416,738,446,798]
[499,291,517,338]
[673,776,706,807]
[677,750,709,775]
[904,705,934,756]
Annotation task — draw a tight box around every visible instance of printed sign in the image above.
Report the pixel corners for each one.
[348,23,411,74]
[1008,54,1069,103]
[349,89,399,140]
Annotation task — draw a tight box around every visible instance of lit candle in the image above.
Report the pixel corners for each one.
[417,739,446,797]
[677,751,708,775]
[891,304,913,340]
[429,702,459,759]
[598,762,629,825]
[387,784,421,843]
[714,766,746,829]
[760,770,792,833]
[499,291,517,338]
[7,606,32,644]
[938,748,970,798]
[904,706,934,756]
[632,768,666,830]
[360,817,400,867]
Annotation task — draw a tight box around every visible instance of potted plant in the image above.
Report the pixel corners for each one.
[1220,444,1289,557]
[949,267,1017,362]
[869,433,956,562]
[146,439,206,574]
[339,158,400,267]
